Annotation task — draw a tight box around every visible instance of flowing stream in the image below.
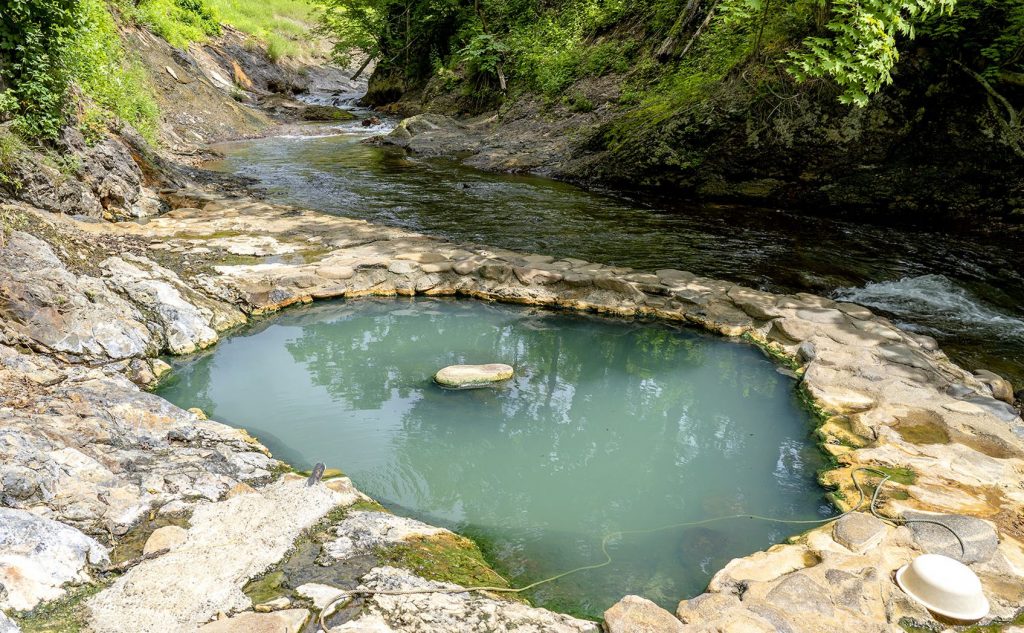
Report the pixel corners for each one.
[206,118,1024,387]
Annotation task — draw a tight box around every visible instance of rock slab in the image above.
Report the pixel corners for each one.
[903,511,999,564]
[434,363,514,388]
[87,479,353,633]
[604,595,685,633]
[832,512,887,554]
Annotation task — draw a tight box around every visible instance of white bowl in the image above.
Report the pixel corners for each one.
[895,554,989,622]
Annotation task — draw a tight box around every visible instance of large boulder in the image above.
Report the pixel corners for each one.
[380,114,481,156]
[604,595,684,633]
[0,508,109,611]
[434,363,514,388]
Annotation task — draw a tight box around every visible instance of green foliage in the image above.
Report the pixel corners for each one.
[131,0,222,49]
[72,0,160,142]
[0,0,159,141]
[0,127,28,191]
[720,0,962,105]
[205,0,318,60]
[315,0,634,99]
[788,0,957,105]
[0,0,84,138]
[458,32,507,79]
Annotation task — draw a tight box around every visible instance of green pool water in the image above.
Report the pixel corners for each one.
[156,298,831,618]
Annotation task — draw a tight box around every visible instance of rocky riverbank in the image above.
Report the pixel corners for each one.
[1,178,1022,630]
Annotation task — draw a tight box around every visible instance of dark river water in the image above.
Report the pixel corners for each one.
[206,120,1024,387]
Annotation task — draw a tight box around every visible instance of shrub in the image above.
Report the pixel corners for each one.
[0,0,84,139]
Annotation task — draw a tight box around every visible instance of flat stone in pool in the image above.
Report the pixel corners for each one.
[155,298,829,619]
[434,363,513,388]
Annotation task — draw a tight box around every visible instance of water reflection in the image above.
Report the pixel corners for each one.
[157,298,828,618]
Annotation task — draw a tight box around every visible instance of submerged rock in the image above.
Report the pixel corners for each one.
[434,363,514,388]
[142,525,188,556]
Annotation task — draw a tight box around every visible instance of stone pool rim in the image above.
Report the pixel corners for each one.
[4,189,1022,631]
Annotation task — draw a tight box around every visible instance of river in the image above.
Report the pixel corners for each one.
[205,116,1024,389]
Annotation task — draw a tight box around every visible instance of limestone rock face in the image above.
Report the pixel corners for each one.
[101,256,239,354]
[196,609,309,633]
[87,479,352,633]
[344,566,600,633]
[604,595,684,633]
[0,231,152,360]
[434,363,514,388]
[0,343,278,534]
[320,511,447,562]
[0,508,109,611]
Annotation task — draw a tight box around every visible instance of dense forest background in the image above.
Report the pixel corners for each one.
[2,0,1023,223]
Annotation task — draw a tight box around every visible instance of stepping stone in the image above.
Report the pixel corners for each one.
[295,583,346,609]
[434,364,514,388]
[832,513,886,553]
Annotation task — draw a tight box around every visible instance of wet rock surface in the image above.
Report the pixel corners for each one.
[1,188,1023,631]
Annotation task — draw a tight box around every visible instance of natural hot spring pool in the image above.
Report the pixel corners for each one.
[156,298,832,618]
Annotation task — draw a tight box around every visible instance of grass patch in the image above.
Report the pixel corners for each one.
[871,465,917,486]
[125,0,320,60]
[127,0,222,49]
[74,0,160,143]
[376,533,516,597]
[206,0,320,61]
